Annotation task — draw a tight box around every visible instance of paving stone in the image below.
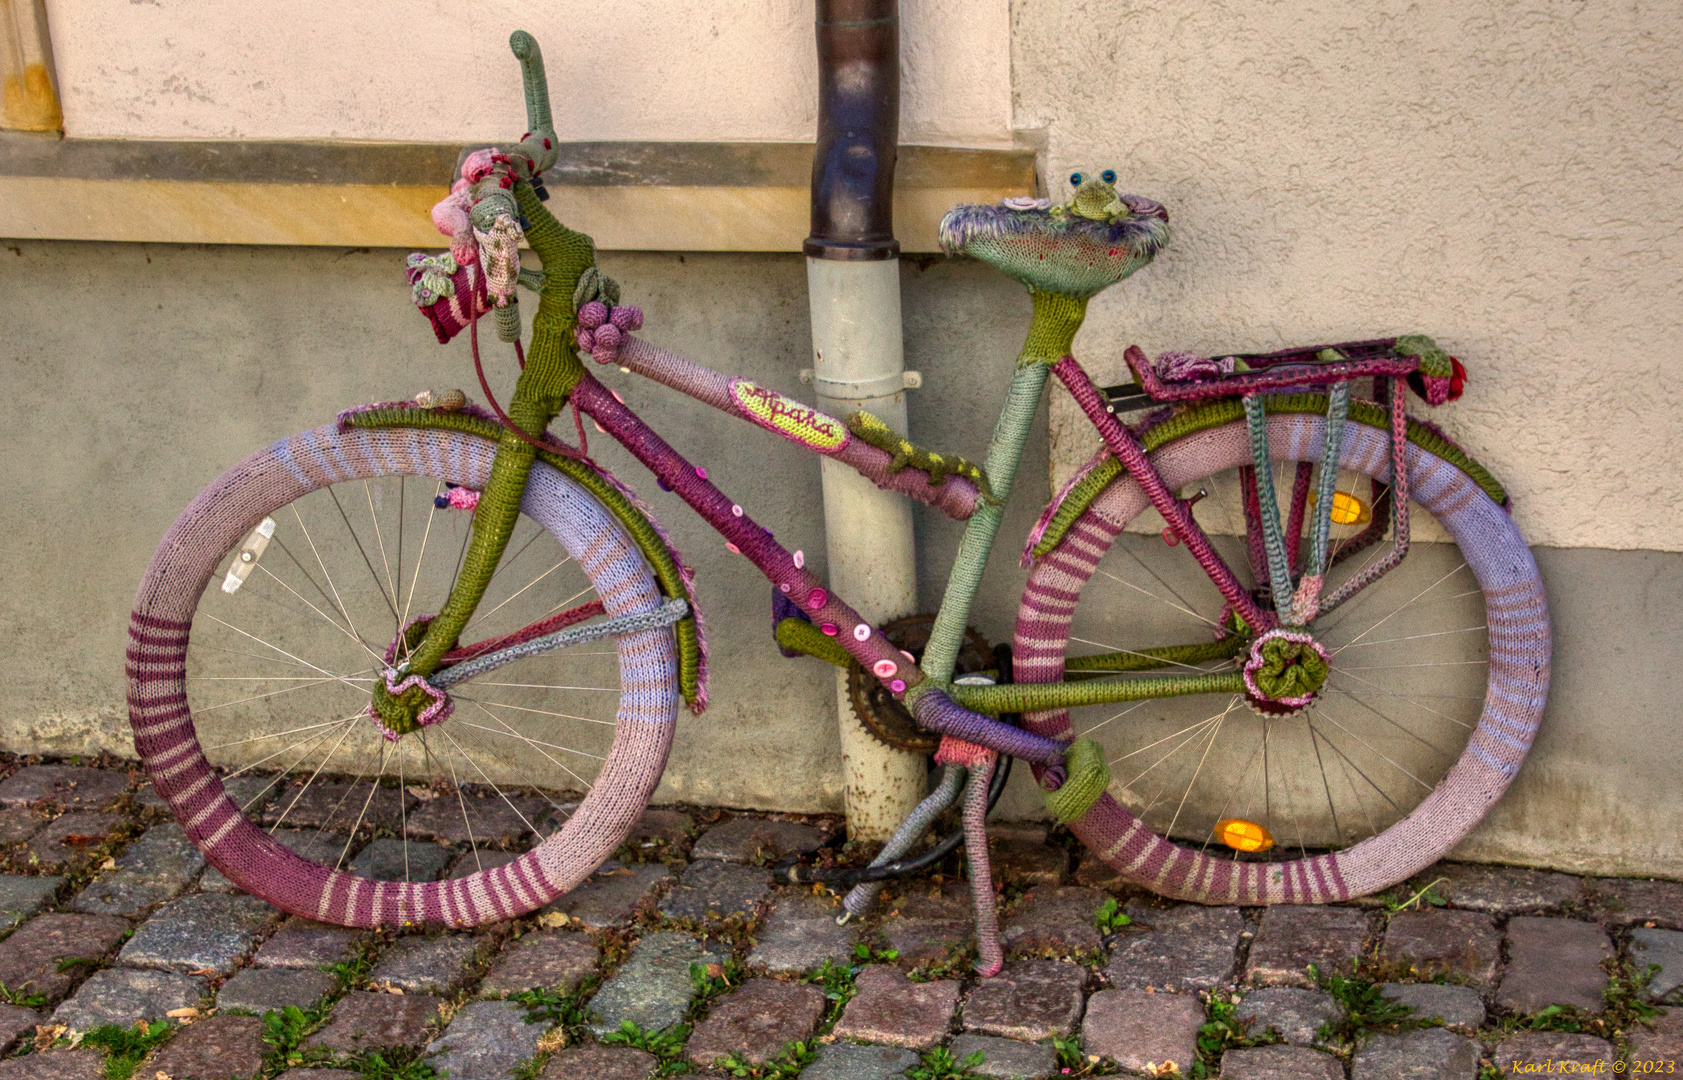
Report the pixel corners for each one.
[546,860,673,929]
[803,1042,921,1080]
[1495,1031,1615,1071]
[960,959,1084,1041]
[627,808,694,848]
[987,825,1067,886]
[1378,982,1486,1032]
[0,1004,42,1053]
[0,873,61,926]
[0,912,130,1001]
[143,1013,267,1079]
[303,990,445,1053]
[1380,908,1501,987]
[216,967,339,1015]
[1422,862,1583,914]
[690,816,830,864]
[276,1071,361,1080]
[949,1033,1056,1079]
[1082,988,1202,1075]
[446,849,523,879]
[1589,877,1683,928]
[0,805,49,844]
[72,824,206,916]
[404,793,546,847]
[1351,1027,1479,1079]
[1653,1005,1683,1034]
[0,766,128,809]
[877,885,974,967]
[1106,904,1245,991]
[1222,1044,1345,1079]
[424,999,544,1080]
[1628,1030,1683,1072]
[263,780,415,833]
[686,977,827,1066]
[1073,852,1128,891]
[999,885,1104,956]
[0,1049,106,1079]
[1234,987,1340,1046]
[540,1044,658,1079]
[587,932,729,1037]
[658,859,771,921]
[477,930,597,997]
[832,965,960,1050]
[1497,916,1614,1014]
[253,923,362,969]
[345,837,455,881]
[746,892,856,973]
[1633,927,1683,1003]
[24,811,123,871]
[52,968,207,1030]
[370,934,479,994]
[119,893,277,975]
[1246,905,1370,988]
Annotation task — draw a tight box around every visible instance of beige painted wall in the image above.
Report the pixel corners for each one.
[1015,0,1683,553]
[42,0,1012,147]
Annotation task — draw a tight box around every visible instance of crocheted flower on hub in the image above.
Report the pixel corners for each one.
[939,172,1170,299]
[1243,629,1330,715]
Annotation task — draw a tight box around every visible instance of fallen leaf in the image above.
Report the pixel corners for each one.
[536,1028,567,1054]
[705,963,724,979]
[164,1008,200,1019]
[188,968,219,978]
[406,785,438,801]
[33,1023,65,1050]
[96,856,116,871]
[537,912,571,929]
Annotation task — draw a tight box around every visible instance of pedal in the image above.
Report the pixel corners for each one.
[221,518,276,594]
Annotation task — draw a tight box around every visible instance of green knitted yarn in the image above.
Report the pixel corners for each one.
[1063,636,1247,675]
[1019,291,1088,367]
[1393,334,1453,379]
[510,181,595,417]
[1029,394,1509,561]
[844,410,995,501]
[1250,636,1328,700]
[950,670,1246,714]
[1046,738,1110,825]
[775,618,854,668]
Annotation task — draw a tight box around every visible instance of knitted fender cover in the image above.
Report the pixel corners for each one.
[1014,413,1550,904]
[128,424,678,926]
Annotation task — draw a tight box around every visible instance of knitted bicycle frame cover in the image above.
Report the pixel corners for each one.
[127,424,679,926]
[1015,412,1549,904]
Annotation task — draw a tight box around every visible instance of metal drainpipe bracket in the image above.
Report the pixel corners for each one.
[800,369,923,399]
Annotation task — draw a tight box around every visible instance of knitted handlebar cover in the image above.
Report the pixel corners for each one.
[128,424,678,926]
[1012,413,1549,904]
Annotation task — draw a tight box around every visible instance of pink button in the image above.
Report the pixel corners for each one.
[820,623,838,636]
[807,588,828,609]
[890,679,906,693]
[853,623,872,641]
[725,542,740,554]
[873,659,898,678]
[695,466,709,479]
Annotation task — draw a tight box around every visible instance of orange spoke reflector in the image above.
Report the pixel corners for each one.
[1309,490,1373,526]
[1214,818,1275,852]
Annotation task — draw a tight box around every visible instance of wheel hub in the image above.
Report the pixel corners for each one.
[369,617,453,740]
[1242,628,1330,717]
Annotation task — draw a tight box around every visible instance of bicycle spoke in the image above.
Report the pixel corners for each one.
[364,480,401,637]
[1312,707,1433,793]
[1078,698,1154,739]
[269,715,361,834]
[1324,676,1477,730]
[1092,565,1222,632]
[327,484,398,624]
[338,741,391,870]
[438,726,546,839]
[1165,698,1239,839]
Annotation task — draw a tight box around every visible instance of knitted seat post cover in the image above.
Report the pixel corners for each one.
[128,425,680,926]
[1012,412,1550,904]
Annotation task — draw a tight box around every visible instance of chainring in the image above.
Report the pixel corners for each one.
[846,613,993,753]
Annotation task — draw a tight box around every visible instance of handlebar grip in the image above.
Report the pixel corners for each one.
[508,31,555,141]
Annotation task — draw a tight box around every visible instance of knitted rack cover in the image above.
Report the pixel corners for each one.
[939,198,1169,299]
[1012,412,1549,904]
[128,424,679,926]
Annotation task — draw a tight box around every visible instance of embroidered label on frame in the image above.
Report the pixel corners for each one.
[729,379,851,453]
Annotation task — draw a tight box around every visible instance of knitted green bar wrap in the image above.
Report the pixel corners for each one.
[1019,290,1088,368]
[1030,393,1508,561]
[1064,636,1247,674]
[775,618,854,668]
[951,669,1245,714]
[510,180,596,415]
[1046,738,1109,825]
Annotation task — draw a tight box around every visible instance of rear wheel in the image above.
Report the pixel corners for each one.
[128,423,680,926]
[1015,409,1549,903]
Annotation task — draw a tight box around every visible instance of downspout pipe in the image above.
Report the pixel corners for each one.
[805,0,925,841]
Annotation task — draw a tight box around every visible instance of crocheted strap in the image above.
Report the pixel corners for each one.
[1123,342,1418,403]
[910,686,1067,767]
[433,598,689,688]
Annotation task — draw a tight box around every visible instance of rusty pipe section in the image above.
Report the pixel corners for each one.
[805,0,900,260]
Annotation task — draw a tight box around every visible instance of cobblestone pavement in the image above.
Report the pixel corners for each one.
[0,757,1678,1078]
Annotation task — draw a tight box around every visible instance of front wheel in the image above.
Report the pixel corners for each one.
[1016,408,1549,903]
[128,422,680,926]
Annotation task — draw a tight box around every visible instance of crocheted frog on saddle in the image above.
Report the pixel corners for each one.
[939,169,1171,299]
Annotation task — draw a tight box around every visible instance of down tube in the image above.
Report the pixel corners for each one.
[569,373,922,692]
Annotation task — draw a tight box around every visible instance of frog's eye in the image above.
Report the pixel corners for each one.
[1069,171,1085,186]
[1101,169,1117,184]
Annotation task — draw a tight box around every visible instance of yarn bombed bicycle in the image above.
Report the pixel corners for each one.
[127,33,1549,972]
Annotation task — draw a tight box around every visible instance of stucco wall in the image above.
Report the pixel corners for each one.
[42,0,1012,147]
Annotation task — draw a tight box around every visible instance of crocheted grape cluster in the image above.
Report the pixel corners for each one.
[575,301,644,364]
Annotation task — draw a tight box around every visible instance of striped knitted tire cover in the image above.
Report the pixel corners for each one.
[128,424,679,926]
[1014,412,1550,904]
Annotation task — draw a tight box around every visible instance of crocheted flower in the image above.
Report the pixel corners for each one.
[1153,351,1238,382]
[575,301,644,364]
[406,252,459,307]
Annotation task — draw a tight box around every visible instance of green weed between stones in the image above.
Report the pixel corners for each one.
[80,1020,175,1080]
[1094,897,1133,933]
[600,1019,691,1075]
[907,1045,986,1079]
[510,973,602,1046]
[1310,963,1427,1050]
[1052,1032,1122,1076]
[1189,993,1274,1078]
[716,1039,818,1078]
[0,980,47,1008]
[807,956,859,1032]
[1383,878,1449,913]
[260,1003,333,1072]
